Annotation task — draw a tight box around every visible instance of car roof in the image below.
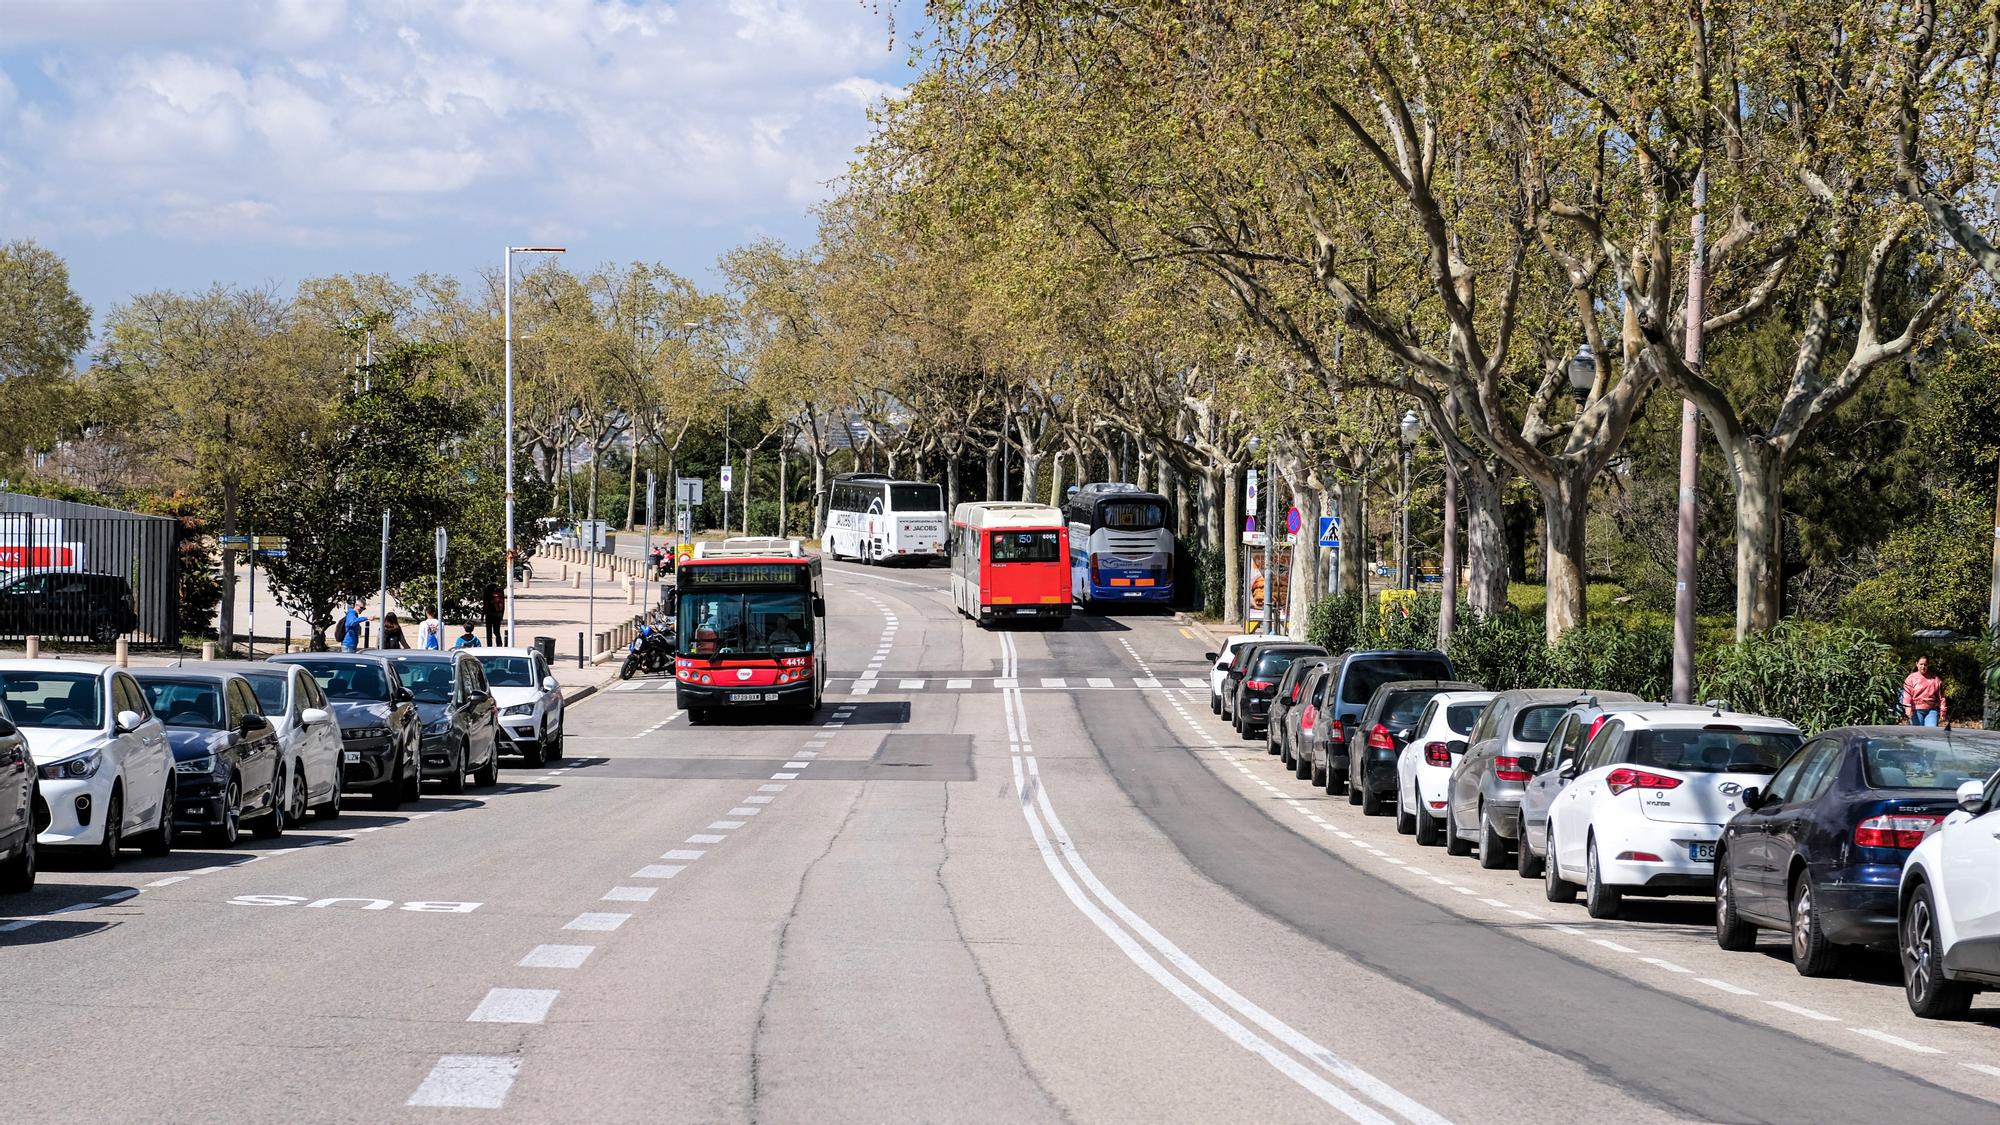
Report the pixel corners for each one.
[129,667,239,683]
[469,648,540,659]
[269,652,392,666]
[1614,705,1800,733]
[0,658,112,674]
[1812,725,2000,742]
[153,660,290,678]
[1374,679,1483,694]
[1491,687,1642,703]
[1427,690,1497,705]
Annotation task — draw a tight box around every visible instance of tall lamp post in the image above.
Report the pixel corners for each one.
[504,244,565,647]
[1398,410,1419,588]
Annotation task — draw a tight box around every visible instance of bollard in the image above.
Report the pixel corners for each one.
[24,635,40,659]
[627,583,636,605]
[577,632,585,668]
[560,563,568,581]
[115,637,130,667]
[202,641,217,661]
[284,620,293,652]
[572,571,580,590]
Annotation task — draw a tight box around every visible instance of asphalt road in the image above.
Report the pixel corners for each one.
[5,559,1999,1123]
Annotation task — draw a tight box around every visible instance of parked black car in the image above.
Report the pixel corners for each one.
[0,698,38,893]
[1312,650,1456,793]
[1266,656,1332,763]
[134,670,284,846]
[269,654,421,808]
[0,572,138,643]
[1232,644,1326,739]
[381,652,499,792]
[1716,728,2000,975]
[1350,679,1483,816]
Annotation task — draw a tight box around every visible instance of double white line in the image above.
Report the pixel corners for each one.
[995,632,1446,1125]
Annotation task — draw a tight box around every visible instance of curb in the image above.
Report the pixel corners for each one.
[562,672,618,706]
[1173,611,1227,652]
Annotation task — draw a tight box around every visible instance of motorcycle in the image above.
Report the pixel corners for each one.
[618,621,676,681]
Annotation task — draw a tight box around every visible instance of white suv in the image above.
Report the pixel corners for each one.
[1206,634,1262,715]
[0,659,175,867]
[1543,706,1801,919]
[1898,760,2000,1018]
[473,649,565,766]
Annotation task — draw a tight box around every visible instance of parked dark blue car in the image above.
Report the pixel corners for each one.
[1714,727,2000,975]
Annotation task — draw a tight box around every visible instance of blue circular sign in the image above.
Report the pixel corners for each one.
[1286,507,1302,535]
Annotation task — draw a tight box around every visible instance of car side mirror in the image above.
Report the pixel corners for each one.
[1397,727,1413,742]
[811,594,826,618]
[1957,779,1985,813]
[300,707,330,725]
[1446,740,1467,756]
[1516,754,1540,775]
[1739,787,1762,810]
[1203,651,1217,663]
[394,686,414,704]
[1559,761,1580,781]
[240,715,267,735]
[115,709,145,734]
[542,676,559,692]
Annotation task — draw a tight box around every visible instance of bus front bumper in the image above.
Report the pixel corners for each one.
[980,603,1071,621]
[677,680,817,708]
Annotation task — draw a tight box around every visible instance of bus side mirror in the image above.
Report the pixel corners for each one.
[664,590,678,614]
[812,595,826,617]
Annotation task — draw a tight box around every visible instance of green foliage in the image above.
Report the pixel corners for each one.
[132,491,222,641]
[1445,612,1671,699]
[1305,593,1362,652]
[1445,613,1554,691]
[1377,592,1442,650]
[1185,541,1226,617]
[1698,623,1902,731]
[0,240,91,382]
[1844,487,1995,636]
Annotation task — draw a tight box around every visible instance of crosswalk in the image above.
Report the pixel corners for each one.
[609,676,1207,695]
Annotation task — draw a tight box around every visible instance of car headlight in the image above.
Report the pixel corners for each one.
[39,749,102,781]
[423,719,451,735]
[345,725,390,741]
[174,754,217,775]
[502,703,536,717]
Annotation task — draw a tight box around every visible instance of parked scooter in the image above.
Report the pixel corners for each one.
[618,619,676,681]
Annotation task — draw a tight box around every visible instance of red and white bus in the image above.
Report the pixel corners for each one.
[672,538,826,722]
[949,502,1070,627]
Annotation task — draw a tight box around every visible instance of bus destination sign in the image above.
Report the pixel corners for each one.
[679,563,809,588]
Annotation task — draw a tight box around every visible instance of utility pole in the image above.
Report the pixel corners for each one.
[1264,448,1276,634]
[1986,459,1999,725]
[378,509,391,637]
[1439,401,1458,646]
[1673,170,1708,704]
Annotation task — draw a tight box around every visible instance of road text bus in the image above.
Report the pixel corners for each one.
[824,474,947,564]
[672,538,825,722]
[1066,483,1174,609]
[949,502,1070,627]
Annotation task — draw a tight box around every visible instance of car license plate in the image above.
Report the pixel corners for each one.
[1689,842,1717,863]
[343,751,360,764]
[730,693,760,702]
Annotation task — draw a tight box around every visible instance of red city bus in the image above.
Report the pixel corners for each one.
[949,502,1071,627]
[672,538,826,722]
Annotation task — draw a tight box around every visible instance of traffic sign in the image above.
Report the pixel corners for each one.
[435,527,448,560]
[1286,507,1302,536]
[1317,516,1341,549]
[218,534,251,549]
[255,548,288,559]
[1244,515,1256,533]
[720,465,734,493]
[1245,469,1258,508]
[253,535,287,550]
[677,477,703,505]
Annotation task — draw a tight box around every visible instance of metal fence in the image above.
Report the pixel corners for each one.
[0,494,181,647]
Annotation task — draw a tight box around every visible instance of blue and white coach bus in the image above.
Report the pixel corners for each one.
[1065,482,1175,608]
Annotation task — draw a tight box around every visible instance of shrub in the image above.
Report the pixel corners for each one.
[1306,593,1363,652]
[1698,622,1902,731]
[1377,590,1441,650]
[1446,612,1552,691]
[1444,612,1671,698]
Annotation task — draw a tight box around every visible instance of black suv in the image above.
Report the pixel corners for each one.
[1312,650,1456,793]
[268,654,421,808]
[1231,643,1327,739]
[1350,679,1483,815]
[380,651,499,793]
[0,573,138,642]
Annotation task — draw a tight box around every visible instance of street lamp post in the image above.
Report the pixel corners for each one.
[504,245,565,648]
[1399,410,1419,589]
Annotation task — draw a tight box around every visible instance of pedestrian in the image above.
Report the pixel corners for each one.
[380,611,408,649]
[340,601,368,653]
[420,615,442,650]
[453,621,482,649]
[1902,656,1947,726]
[483,582,504,646]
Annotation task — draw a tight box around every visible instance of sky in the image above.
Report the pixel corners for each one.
[0,0,922,327]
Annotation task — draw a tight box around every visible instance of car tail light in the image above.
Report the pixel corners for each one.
[1494,756,1533,782]
[1855,814,1944,849]
[1587,715,1608,741]
[1325,722,1346,745]
[1367,723,1395,750]
[1301,707,1316,733]
[1244,679,1273,692]
[1287,683,1305,703]
[1424,741,1451,767]
[1605,768,1682,796]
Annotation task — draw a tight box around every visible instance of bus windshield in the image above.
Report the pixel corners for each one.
[680,590,814,657]
[1098,500,1166,530]
[991,530,1060,563]
[890,483,944,512]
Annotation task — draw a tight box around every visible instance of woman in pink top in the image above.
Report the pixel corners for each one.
[1901,656,1946,726]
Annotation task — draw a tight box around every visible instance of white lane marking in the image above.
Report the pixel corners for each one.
[1764,1000,1839,1022]
[771,773,798,781]
[602,886,658,902]
[1508,910,1539,920]
[1638,957,1693,974]
[1180,677,1206,688]
[1964,1062,2000,1079]
[1549,924,1587,936]
[1852,1028,1943,1054]
[407,1055,522,1108]
[782,761,809,769]
[468,988,558,1023]
[661,849,706,860]
[994,677,1018,688]
[1087,677,1113,688]
[946,679,971,690]
[1695,977,1757,996]
[899,679,927,689]
[709,820,746,830]
[1133,677,1159,688]
[632,865,685,879]
[742,796,775,805]
[687,833,727,844]
[147,876,191,887]
[1041,677,1067,688]
[1478,898,1508,909]
[727,807,762,816]
[563,912,631,932]
[519,944,594,969]
[758,784,787,792]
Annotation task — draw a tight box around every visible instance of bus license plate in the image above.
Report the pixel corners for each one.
[730,693,761,702]
[1689,842,1716,863]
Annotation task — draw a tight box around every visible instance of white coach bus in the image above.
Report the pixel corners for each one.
[823,473,948,564]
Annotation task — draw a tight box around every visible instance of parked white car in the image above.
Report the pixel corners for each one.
[0,659,174,866]
[1395,690,1494,846]
[1206,633,1263,715]
[473,649,565,766]
[1543,706,1802,919]
[1898,765,2000,1018]
[235,662,346,820]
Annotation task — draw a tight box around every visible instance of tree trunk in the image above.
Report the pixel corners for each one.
[778,446,789,538]
[218,472,238,653]
[811,452,829,540]
[1021,449,1043,506]
[1046,449,1066,508]
[945,453,961,514]
[1336,476,1365,598]
[1456,458,1509,620]
[1728,438,1785,637]
[1287,482,1320,640]
[1537,469,1591,641]
[1201,467,1221,555]
[983,443,1001,501]
[625,442,640,529]
[1222,462,1243,625]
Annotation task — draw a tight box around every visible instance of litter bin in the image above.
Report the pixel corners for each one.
[533,636,556,665]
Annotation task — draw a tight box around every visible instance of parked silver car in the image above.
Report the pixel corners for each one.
[1447,688,1639,868]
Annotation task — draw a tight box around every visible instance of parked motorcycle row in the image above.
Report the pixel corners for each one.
[0,646,568,892]
[1210,636,2000,1021]
[619,612,676,681]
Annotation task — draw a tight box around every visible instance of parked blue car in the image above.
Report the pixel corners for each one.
[1714,727,2000,975]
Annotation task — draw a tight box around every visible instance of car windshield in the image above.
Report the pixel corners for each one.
[1627,728,1801,774]
[297,660,392,702]
[1381,691,1437,730]
[679,591,813,656]
[140,679,225,730]
[1254,651,1311,678]
[991,530,1061,563]
[476,655,537,688]
[388,658,456,704]
[242,673,288,715]
[1444,703,1486,735]
[890,483,944,512]
[1342,657,1452,704]
[1514,704,1568,743]
[1863,735,2000,790]
[0,670,104,729]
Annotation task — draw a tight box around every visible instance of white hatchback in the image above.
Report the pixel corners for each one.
[1395,690,1494,846]
[0,659,175,866]
[1206,634,1263,715]
[1898,756,2000,1018]
[473,649,565,766]
[1544,707,1801,919]
[235,662,346,820]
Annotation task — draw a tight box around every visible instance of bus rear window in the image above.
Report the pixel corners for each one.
[991,530,1060,563]
[1099,501,1165,530]
[890,484,944,512]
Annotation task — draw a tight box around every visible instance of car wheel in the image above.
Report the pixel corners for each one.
[474,742,498,788]
[139,781,176,857]
[1347,771,1364,805]
[253,770,286,839]
[1544,827,1578,903]
[1294,747,1312,780]
[1714,864,1757,950]
[1790,877,1843,977]
[1394,786,1416,835]
[1210,692,1220,715]
[377,759,406,810]
[1515,826,1543,878]
[90,617,120,643]
[442,742,467,795]
[520,737,544,768]
[402,743,422,802]
[547,727,565,760]
[1415,800,1442,846]
[1312,758,1328,789]
[1444,813,1473,856]
[211,780,241,846]
[1361,776,1386,816]
[315,764,344,820]
[2,816,38,892]
[1478,807,1509,868]
[1324,769,1346,797]
[1584,838,1621,919]
[1902,883,1974,1019]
